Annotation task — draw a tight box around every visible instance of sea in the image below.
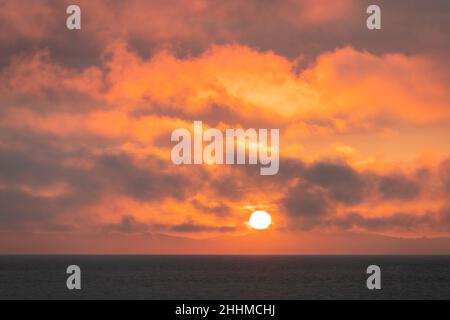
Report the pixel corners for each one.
[0,255,449,300]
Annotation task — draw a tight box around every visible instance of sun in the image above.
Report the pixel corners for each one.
[249,211,272,230]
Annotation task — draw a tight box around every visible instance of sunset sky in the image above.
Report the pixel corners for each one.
[1,0,450,254]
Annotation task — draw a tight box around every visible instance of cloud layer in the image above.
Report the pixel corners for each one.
[1,0,450,253]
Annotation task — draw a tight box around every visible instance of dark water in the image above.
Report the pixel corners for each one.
[0,256,449,300]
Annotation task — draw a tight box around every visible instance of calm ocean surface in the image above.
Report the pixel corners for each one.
[0,255,449,300]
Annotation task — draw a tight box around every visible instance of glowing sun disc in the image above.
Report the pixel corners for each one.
[249,211,272,230]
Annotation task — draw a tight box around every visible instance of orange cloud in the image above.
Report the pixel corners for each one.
[101,43,450,125]
[1,4,450,253]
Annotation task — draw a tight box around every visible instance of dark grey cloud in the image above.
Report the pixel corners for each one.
[2,0,450,72]
[94,153,193,202]
[303,162,366,205]
[0,131,205,231]
[333,212,433,231]
[0,132,98,187]
[440,159,450,194]
[1,123,449,234]
[277,159,448,231]
[170,223,235,233]
[278,160,368,217]
[330,206,450,233]
[191,199,230,217]
[283,183,329,218]
[209,175,249,201]
[102,217,236,234]
[103,215,150,234]
[0,151,59,186]
[279,159,430,216]
[378,175,421,200]
[0,189,58,226]
[0,0,107,70]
